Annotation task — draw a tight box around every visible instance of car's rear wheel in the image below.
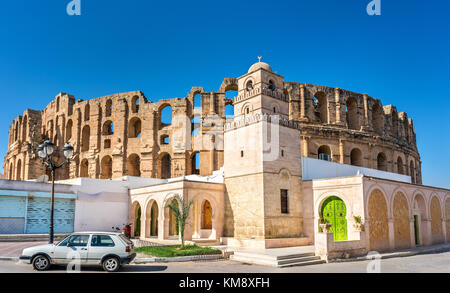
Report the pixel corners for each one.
[32,255,51,271]
[102,257,120,272]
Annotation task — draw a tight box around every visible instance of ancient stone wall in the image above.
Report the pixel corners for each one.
[4,75,421,183]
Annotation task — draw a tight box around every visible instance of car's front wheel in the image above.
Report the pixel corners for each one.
[32,255,51,271]
[102,257,120,272]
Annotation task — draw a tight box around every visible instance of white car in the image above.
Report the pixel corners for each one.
[19,232,136,272]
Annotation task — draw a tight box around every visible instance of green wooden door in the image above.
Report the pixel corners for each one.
[321,196,347,241]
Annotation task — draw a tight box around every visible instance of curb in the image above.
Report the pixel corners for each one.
[133,254,223,264]
[0,257,19,262]
[330,246,450,263]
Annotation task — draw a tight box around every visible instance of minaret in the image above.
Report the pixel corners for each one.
[222,59,304,248]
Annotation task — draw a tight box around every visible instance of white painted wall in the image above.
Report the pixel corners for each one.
[302,156,411,183]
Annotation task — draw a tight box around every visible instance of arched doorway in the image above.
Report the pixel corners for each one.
[80,159,89,177]
[168,199,179,237]
[100,156,112,179]
[393,192,411,249]
[201,200,213,230]
[321,196,347,241]
[148,201,159,237]
[412,193,426,246]
[135,205,141,237]
[368,189,389,251]
[350,148,363,167]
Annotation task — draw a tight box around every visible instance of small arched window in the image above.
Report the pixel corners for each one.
[128,117,141,138]
[318,145,331,161]
[268,80,275,91]
[105,99,112,117]
[84,104,90,121]
[377,152,387,171]
[246,80,253,91]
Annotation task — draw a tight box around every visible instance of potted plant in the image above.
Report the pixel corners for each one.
[353,215,364,231]
[319,218,332,233]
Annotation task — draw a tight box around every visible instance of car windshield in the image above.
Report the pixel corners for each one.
[56,235,71,246]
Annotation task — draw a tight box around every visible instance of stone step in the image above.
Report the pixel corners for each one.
[193,240,220,247]
[230,252,325,268]
[232,251,315,261]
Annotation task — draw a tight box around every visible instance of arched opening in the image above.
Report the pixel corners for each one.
[9,162,13,180]
[84,104,90,121]
[102,120,114,135]
[412,193,426,246]
[193,93,201,109]
[191,116,200,136]
[160,105,172,127]
[246,80,253,91]
[105,99,112,117]
[159,154,171,179]
[372,104,384,136]
[65,119,73,141]
[314,92,328,123]
[224,90,236,118]
[368,189,389,251]
[100,156,112,179]
[14,122,18,141]
[127,154,141,177]
[191,152,200,175]
[377,152,387,171]
[80,159,89,177]
[134,204,141,237]
[160,135,169,145]
[81,125,90,152]
[320,196,347,241]
[168,199,179,237]
[147,201,159,237]
[128,117,141,138]
[403,119,410,142]
[16,159,22,180]
[397,157,404,174]
[430,197,444,244]
[131,96,140,113]
[392,111,399,137]
[201,200,213,229]
[409,161,416,183]
[318,145,331,161]
[346,97,359,130]
[22,116,28,141]
[350,148,363,166]
[393,192,411,249]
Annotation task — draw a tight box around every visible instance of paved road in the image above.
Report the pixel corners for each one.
[1,250,450,273]
[0,241,47,258]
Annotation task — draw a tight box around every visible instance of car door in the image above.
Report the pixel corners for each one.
[53,234,90,264]
[87,234,117,264]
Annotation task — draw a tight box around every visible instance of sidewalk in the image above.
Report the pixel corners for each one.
[331,242,450,262]
[0,241,47,260]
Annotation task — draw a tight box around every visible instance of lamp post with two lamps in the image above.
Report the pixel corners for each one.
[36,140,74,244]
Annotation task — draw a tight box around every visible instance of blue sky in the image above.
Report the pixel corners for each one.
[0,0,449,188]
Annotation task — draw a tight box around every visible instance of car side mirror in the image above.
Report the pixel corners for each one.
[67,242,72,247]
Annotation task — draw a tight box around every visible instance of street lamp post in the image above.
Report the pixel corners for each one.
[36,140,74,244]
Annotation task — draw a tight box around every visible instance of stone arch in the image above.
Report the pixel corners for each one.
[14,121,19,141]
[131,96,140,113]
[81,125,90,152]
[80,159,89,177]
[84,104,90,121]
[16,159,22,180]
[66,119,73,141]
[145,200,159,237]
[128,117,141,138]
[126,154,141,177]
[8,161,13,180]
[102,120,114,135]
[158,153,171,179]
[317,145,331,161]
[346,97,359,130]
[393,192,411,249]
[314,91,328,123]
[130,201,142,237]
[159,104,172,127]
[163,196,180,237]
[412,192,427,246]
[350,148,363,166]
[430,196,444,244]
[397,156,404,175]
[372,103,384,136]
[201,200,213,229]
[368,189,390,252]
[100,155,112,179]
[105,99,112,117]
[377,152,387,171]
